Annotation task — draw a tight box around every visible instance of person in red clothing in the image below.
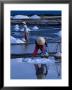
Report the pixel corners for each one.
[33,37,48,57]
[33,37,48,79]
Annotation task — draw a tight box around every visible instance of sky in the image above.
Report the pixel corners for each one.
[11,11,61,16]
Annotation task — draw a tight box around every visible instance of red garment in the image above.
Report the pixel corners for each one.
[33,45,46,57]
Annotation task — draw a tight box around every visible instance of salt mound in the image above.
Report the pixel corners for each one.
[11,36,25,43]
[54,31,61,37]
[22,38,26,42]
[13,15,29,19]
[30,15,40,19]
[32,26,39,30]
[14,25,20,31]
[23,58,49,64]
[16,39,24,43]
[11,36,17,43]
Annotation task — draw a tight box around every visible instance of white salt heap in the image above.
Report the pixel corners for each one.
[11,36,17,43]
[32,26,39,30]
[11,36,25,44]
[30,15,40,19]
[16,39,24,43]
[14,25,20,31]
[13,15,29,19]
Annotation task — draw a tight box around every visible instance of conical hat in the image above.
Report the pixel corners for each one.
[36,37,45,45]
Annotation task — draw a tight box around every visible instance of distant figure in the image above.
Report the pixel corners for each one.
[33,37,48,58]
[22,21,29,43]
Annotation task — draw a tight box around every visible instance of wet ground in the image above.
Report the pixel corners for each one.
[11,56,61,79]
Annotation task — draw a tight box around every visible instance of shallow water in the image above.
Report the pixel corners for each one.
[11,25,61,43]
[11,43,61,54]
[11,57,61,79]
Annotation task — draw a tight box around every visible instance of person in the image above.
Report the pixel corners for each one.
[32,37,48,58]
[22,21,29,42]
[32,37,48,79]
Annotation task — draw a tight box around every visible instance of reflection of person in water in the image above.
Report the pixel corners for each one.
[34,64,48,79]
